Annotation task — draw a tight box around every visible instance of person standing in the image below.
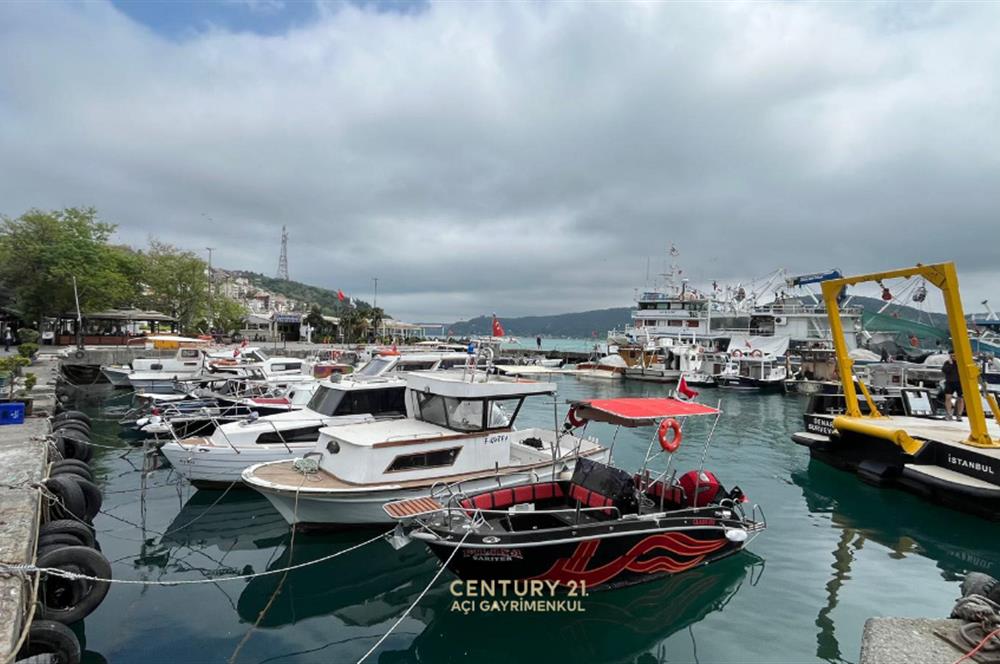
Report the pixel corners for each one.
[941,351,965,421]
[536,335,542,350]
[3,328,11,353]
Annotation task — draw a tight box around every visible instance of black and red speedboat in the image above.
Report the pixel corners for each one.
[384,397,765,592]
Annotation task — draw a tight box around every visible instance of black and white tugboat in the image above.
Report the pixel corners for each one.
[385,397,764,591]
[791,262,1000,519]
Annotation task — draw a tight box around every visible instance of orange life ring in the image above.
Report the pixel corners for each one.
[731,349,743,359]
[750,349,763,358]
[566,407,586,428]
[658,418,682,453]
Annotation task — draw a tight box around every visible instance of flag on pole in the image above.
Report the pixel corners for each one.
[492,314,504,338]
[678,375,699,400]
[337,289,345,302]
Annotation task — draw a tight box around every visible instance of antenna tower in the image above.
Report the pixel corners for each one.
[276,225,289,280]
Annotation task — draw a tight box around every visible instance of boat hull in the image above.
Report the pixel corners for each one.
[422,525,745,592]
[160,441,312,487]
[717,377,784,393]
[100,366,133,387]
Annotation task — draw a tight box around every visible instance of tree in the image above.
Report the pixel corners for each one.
[209,295,247,336]
[0,208,141,324]
[367,307,385,342]
[339,307,365,343]
[140,239,210,333]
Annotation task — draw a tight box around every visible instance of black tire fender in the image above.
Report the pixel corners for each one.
[73,478,102,521]
[39,520,95,548]
[17,620,81,664]
[37,546,111,624]
[52,422,90,439]
[38,533,86,549]
[50,466,92,483]
[43,477,86,522]
[52,410,91,426]
[52,434,92,464]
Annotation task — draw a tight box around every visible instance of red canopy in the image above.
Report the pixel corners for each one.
[570,397,719,427]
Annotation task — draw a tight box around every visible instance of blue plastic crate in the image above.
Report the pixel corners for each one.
[0,402,25,425]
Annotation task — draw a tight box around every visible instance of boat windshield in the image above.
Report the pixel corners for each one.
[306,384,406,417]
[416,394,523,432]
[355,357,395,377]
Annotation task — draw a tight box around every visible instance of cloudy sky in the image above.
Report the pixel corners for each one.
[1,0,998,323]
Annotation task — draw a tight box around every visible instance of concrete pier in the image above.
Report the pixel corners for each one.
[0,356,57,661]
[860,618,966,664]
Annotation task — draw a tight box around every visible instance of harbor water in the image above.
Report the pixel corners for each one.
[71,375,998,663]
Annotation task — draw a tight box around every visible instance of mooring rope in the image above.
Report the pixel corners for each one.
[355,528,471,664]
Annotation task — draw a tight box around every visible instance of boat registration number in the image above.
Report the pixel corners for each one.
[485,433,509,445]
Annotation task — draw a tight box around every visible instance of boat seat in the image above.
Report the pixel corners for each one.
[459,481,566,514]
[636,475,685,508]
[569,483,615,516]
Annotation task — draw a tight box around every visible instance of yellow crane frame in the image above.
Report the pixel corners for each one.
[820,262,999,449]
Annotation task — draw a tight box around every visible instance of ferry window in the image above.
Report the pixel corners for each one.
[256,425,323,444]
[439,357,471,369]
[487,398,522,429]
[335,387,406,417]
[356,357,394,377]
[668,320,683,327]
[386,447,461,473]
[270,362,301,372]
[686,320,699,327]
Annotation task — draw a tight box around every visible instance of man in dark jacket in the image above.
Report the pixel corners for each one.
[941,351,964,421]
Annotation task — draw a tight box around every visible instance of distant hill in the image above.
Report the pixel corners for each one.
[233,271,373,314]
[448,296,952,340]
[448,308,632,338]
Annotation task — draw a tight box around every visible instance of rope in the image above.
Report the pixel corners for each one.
[1,478,42,664]
[951,626,1000,664]
[355,528,471,664]
[227,480,304,663]
[0,530,388,586]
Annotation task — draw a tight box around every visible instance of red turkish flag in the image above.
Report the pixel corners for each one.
[337,289,345,302]
[492,316,505,337]
[678,375,699,400]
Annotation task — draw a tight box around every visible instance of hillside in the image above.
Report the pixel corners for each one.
[448,296,951,340]
[448,308,633,338]
[234,271,373,314]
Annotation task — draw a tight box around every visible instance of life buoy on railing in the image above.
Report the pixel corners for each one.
[658,418,682,453]
[566,407,586,428]
[750,349,763,358]
[731,349,743,359]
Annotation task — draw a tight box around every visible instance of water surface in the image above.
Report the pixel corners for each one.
[70,376,998,663]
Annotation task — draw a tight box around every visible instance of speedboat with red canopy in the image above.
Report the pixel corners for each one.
[384,396,765,592]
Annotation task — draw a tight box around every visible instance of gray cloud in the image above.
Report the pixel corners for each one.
[1,1,998,322]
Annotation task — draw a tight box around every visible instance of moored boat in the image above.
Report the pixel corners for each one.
[242,371,609,526]
[385,397,764,591]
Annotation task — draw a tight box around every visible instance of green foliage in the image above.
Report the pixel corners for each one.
[17,343,38,359]
[140,239,210,333]
[0,208,141,323]
[237,272,373,315]
[209,295,248,335]
[0,355,30,398]
[24,372,36,390]
[16,328,39,344]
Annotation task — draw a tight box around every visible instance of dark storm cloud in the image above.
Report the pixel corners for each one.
[1,1,998,322]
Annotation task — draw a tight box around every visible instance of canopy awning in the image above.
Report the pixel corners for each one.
[570,397,719,427]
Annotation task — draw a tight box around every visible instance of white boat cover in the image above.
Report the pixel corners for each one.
[726,335,790,358]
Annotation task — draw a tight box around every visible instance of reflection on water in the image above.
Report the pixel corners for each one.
[65,376,1000,663]
[384,554,764,664]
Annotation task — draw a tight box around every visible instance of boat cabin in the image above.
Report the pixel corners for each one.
[312,372,556,485]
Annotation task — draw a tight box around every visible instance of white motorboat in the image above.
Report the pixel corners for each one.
[159,374,407,487]
[242,371,609,527]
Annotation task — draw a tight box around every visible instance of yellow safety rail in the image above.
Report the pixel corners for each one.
[820,262,997,449]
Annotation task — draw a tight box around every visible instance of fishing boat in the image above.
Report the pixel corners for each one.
[158,373,408,487]
[242,371,609,527]
[384,397,764,591]
[790,262,1000,520]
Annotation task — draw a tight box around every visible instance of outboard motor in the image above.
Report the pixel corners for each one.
[679,470,721,507]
